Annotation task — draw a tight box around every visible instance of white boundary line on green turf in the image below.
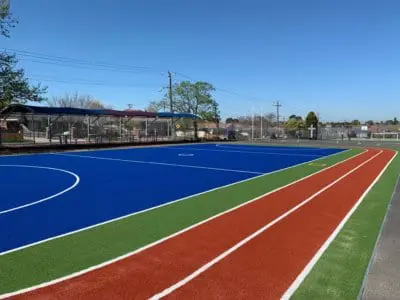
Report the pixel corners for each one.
[0,149,350,257]
[0,149,364,298]
[51,153,264,175]
[150,150,384,299]
[281,150,398,300]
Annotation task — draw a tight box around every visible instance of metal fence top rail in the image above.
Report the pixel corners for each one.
[0,104,201,120]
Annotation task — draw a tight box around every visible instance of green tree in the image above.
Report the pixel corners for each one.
[365,120,374,126]
[385,120,394,125]
[285,116,305,139]
[305,111,319,139]
[0,53,47,108]
[154,80,218,139]
[0,0,17,37]
[285,118,304,130]
[351,120,361,125]
[393,117,399,125]
[0,2,46,109]
[288,114,303,121]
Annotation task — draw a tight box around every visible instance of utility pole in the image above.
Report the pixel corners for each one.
[168,71,173,113]
[251,109,254,141]
[168,71,175,138]
[260,107,263,139]
[273,101,282,136]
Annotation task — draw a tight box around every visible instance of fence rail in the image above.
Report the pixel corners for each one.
[0,113,226,147]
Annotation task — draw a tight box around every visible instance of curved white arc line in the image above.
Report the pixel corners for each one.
[0,149,366,299]
[1,150,352,257]
[0,165,80,215]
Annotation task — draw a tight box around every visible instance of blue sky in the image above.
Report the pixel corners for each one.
[2,0,400,121]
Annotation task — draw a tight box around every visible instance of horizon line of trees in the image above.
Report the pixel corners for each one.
[224,114,399,127]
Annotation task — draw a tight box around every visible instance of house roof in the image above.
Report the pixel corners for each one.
[99,109,157,118]
[0,104,200,119]
[156,112,202,119]
[0,104,107,116]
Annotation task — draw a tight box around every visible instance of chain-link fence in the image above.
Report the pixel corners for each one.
[0,113,199,147]
[224,117,400,143]
[224,115,286,141]
[2,110,399,148]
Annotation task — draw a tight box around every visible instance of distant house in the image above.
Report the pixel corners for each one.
[0,118,21,132]
[368,125,379,133]
[197,121,226,129]
[368,124,400,133]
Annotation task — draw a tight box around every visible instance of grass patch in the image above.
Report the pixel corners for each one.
[1,132,24,143]
[292,149,400,299]
[0,149,359,295]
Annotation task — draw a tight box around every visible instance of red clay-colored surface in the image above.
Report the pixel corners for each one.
[166,149,395,299]
[8,149,393,300]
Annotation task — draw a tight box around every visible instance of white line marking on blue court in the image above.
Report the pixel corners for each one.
[52,153,264,175]
[178,153,194,157]
[0,165,80,215]
[167,147,324,157]
[214,144,329,151]
[0,150,351,257]
[0,149,361,299]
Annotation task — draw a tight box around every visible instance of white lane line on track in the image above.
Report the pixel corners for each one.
[281,150,397,300]
[0,165,80,215]
[0,149,364,299]
[0,149,349,258]
[149,150,384,299]
[51,153,264,175]
[165,147,324,157]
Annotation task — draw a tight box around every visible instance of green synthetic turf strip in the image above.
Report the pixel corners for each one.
[0,149,358,295]
[292,150,400,300]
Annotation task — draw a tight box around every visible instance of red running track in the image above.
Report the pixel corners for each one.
[7,148,395,300]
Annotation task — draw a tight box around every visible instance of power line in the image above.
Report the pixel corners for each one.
[2,48,278,113]
[29,76,162,88]
[2,48,153,71]
[1,48,167,89]
[174,72,195,81]
[174,71,262,103]
[18,58,153,74]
